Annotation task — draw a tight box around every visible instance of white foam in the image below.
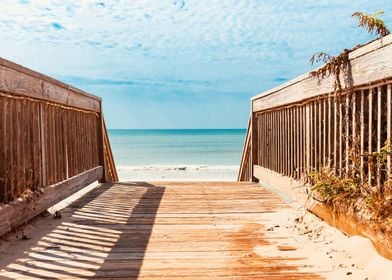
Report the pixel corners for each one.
[117,164,239,172]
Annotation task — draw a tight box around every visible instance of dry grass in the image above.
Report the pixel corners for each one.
[352,10,390,37]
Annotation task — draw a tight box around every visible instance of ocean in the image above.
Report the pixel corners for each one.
[108,129,246,181]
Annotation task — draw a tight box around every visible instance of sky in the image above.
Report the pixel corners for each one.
[0,0,391,129]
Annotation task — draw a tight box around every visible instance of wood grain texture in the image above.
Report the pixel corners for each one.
[237,118,251,181]
[0,57,101,112]
[0,181,324,279]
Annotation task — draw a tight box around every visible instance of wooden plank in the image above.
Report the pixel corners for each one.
[0,166,102,237]
[252,35,392,112]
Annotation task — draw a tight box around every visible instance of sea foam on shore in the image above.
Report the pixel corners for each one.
[117,164,239,181]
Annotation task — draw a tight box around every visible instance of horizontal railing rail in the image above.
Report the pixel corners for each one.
[0,57,117,236]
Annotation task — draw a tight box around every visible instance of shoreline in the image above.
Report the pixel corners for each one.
[117,164,239,181]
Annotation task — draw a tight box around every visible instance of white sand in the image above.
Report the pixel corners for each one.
[117,165,238,181]
[261,205,392,279]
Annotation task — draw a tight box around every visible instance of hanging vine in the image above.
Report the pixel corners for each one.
[309,10,390,95]
[352,10,390,37]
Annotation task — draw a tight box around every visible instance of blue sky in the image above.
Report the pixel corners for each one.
[0,0,391,128]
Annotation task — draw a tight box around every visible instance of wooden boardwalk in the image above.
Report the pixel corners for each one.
[0,182,325,279]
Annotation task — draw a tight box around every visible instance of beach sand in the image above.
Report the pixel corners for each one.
[117,165,238,181]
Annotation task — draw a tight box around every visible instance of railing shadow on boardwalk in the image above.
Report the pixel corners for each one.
[0,182,165,279]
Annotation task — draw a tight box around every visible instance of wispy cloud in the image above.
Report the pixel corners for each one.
[0,0,391,127]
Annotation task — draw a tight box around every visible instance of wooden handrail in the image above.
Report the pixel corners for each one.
[102,117,119,182]
[242,34,392,188]
[237,117,252,182]
[0,57,117,237]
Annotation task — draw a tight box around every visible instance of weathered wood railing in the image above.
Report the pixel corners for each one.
[0,57,118,236]
[239,35,392,200]
[237,118,252,181]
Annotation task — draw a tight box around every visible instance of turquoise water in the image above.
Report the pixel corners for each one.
[108,129,246,169]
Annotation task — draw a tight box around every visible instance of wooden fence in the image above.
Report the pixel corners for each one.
[238,35,392,196]
[0,57,118,236]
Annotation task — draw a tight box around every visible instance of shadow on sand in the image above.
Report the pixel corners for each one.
[0,181,165,279]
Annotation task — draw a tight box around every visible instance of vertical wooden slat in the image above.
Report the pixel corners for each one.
[323,98,327,167]
[369,89,373,187]
[328,95,332,169]
[251,107,258,181]
[259,115,263,167]
[298,106,305,179]
[288,108,291,176]
[387,84,392,185]
[271,112,274,170]
[258,114,261,168]
[39,103,47,187]
[0,97,5,201]
[312,101,318,170]
[296,106,300,179]
[303,106,307,178]
[275,111,278,172]
[377,86,382,189]
[345,94,350,175]
[261,114,264,168]
[292,108,296,177]
[338,101,342,176]
[360,90,365,183]
[284,109,288,176]
[306,104,311,178]
[15,100,22,197]
[334,97,338,175]
[63,109,69,179]
[266,112,269,169]
[352,92,357,177]
[278,110,281,174]
[318,100,322,170]
[276,111,279,173]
